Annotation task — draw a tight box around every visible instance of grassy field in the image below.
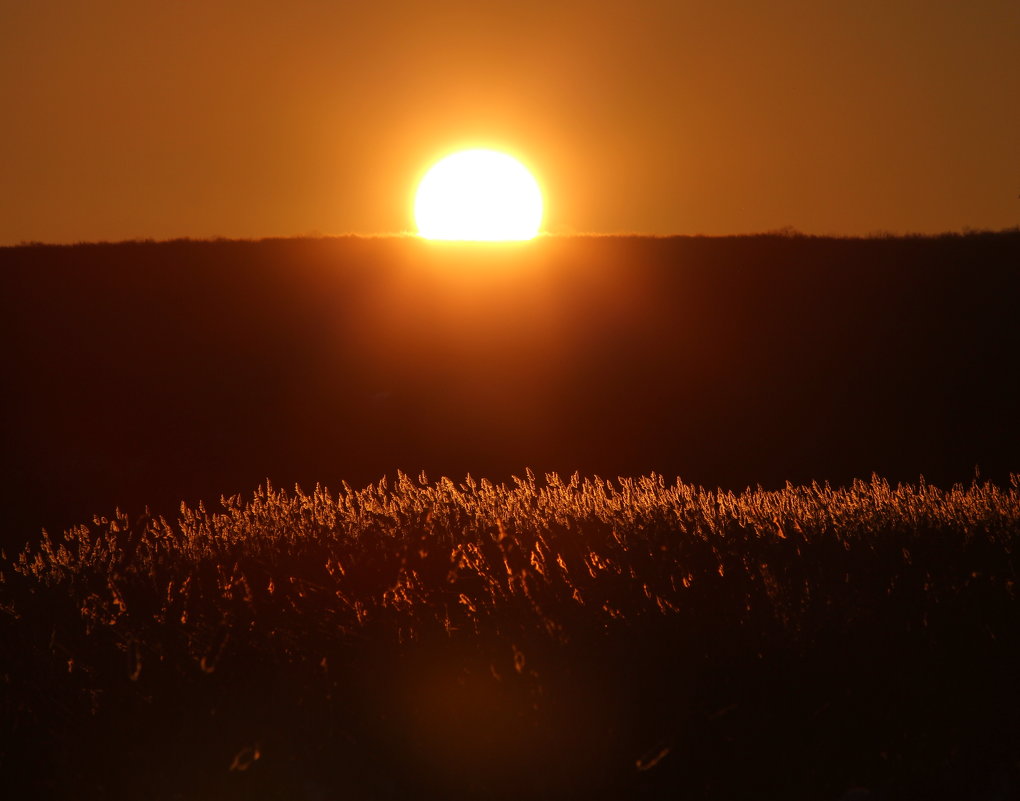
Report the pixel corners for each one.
[2,231,1018,797]
[3,471,1018,799]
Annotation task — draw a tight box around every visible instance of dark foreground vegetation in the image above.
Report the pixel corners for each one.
[3,472,1019,800]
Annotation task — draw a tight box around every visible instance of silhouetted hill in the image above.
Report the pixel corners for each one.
[2,232,1018,548]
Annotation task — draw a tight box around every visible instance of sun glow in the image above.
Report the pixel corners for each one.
[414,150,543,241]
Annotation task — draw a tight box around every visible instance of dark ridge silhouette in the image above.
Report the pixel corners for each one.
[2,231,1019,549]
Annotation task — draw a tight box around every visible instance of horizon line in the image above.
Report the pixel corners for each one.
[4,226,1019,249]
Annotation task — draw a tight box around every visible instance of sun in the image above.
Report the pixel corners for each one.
[414,150,543,241]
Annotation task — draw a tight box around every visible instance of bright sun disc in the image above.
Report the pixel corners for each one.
[415,150,543,241]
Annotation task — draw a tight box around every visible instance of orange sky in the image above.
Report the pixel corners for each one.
[1,0,1017,244]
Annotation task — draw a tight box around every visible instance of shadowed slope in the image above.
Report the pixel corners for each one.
[1,232,1018,549]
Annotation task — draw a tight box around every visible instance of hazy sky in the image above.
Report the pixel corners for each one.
[2,0,1018,243]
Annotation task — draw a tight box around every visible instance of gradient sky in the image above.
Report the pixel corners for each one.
[2,0,1017,244]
